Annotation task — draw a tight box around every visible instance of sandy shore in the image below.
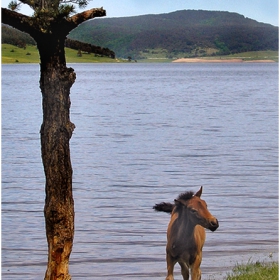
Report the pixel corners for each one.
[172,58,276,63]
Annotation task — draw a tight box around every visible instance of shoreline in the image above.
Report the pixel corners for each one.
[172,58,276,63]
[2,59,277,64]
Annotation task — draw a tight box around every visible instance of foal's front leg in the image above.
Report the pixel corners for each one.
[190,254,202,280]
[166,252,176,280]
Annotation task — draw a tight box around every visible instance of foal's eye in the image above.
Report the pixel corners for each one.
[190,209,197,214]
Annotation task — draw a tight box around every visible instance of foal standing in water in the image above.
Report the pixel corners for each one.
[154,186,219,280]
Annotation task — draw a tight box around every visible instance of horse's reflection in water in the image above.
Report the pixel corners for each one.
[154,186,219,280]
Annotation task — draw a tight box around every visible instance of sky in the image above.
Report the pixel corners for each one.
[1,0,279,26]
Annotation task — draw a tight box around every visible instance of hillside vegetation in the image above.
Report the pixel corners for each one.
[68,10,278,59]
[2,24,115,59]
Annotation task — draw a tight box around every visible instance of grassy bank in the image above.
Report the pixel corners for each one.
[2,44,278,63]
[226,50,279,62]
[226,261,278,280]
[1,44,121,63]
[136,50,278,62]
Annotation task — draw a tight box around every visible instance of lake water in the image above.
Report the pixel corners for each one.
[2,63,278,279]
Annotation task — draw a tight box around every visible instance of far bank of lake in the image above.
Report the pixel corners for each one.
[1,44,279,64]
[172,58,276,63]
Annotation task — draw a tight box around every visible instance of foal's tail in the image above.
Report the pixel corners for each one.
[153,202,174,213]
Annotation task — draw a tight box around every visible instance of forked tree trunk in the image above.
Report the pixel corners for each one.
[2,7,106,280]
[38,35,76,280]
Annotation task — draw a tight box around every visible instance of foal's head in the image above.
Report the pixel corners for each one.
[174,186,219,231]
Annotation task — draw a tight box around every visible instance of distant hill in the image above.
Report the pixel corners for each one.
[2,10,278,60]
[2,24,36,47]
[68,10,279,59]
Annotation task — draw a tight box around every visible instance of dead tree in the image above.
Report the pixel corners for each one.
[2,3,106,279]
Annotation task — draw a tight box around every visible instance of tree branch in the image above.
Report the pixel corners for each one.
[1,6,106,38]
[1,8,34,33]
[67,7,106,27]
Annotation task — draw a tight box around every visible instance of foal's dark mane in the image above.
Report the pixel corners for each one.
[174,191,195,212]
[153,191,195,214]
[177,191,194,201]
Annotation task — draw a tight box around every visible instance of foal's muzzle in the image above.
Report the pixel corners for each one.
[209,219,219,232]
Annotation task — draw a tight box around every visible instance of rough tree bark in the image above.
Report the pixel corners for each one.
[2,7,106,280]
[38,33,76,280]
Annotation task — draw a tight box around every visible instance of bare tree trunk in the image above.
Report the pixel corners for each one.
[1,7,106,280]
[38,36,76,280]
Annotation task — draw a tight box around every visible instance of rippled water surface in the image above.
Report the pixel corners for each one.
[2,63,278,279]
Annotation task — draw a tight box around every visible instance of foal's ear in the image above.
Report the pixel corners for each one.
[194,186,203,197]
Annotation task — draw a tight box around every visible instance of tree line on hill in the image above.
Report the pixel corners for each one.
[2,24,35,48]
[2,10,279,60]
[2,24,115,58]
[68,10,279,59]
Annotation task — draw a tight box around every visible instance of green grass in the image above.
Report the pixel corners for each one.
[136,48,278,62]
[226,50,279,62]
[2,44,40,63]
[226,261,279,280]
[1,44,122,63]
[137,58,173,63]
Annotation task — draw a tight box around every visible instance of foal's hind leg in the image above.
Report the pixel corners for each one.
[179,261,189,280]
[165,252,176,280]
